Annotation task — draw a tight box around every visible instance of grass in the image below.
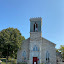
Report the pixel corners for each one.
[1,62,11,64]
[0,58,27,64]
[0,58,6,62]
[0,58,17,64]
[1,62,6,64]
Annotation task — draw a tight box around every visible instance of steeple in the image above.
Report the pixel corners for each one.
[30,17,42,32]
[30,17,42,41]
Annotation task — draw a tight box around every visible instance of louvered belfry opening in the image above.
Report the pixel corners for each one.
[33,22,38,32]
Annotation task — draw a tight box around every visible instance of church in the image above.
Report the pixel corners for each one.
[17,17,56,64]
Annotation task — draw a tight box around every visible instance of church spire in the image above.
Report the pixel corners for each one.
[30,17,42,41]
[30,17,42,32]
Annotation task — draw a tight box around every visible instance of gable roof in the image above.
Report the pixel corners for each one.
[22,37,30,43]
[22,37,56,46]
[42,37,56,46]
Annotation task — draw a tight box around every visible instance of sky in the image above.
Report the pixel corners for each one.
[0,0,64,49]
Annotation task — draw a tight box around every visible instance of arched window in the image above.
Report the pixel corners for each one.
[33,45,38,51]
[46,51,50,63]
[22,51,26,61]
[33,22,38,32]
[22,51,26,57]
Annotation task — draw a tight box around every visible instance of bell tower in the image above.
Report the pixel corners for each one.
[30,17,42,41]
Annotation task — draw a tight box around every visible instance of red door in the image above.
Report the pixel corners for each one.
[33,57,37,64]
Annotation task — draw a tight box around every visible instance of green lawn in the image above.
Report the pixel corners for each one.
[0,58,27,64]
[1,62,6,64]
[1,62,16,64]
[0,58,17,64]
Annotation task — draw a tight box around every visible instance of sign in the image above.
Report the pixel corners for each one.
[34,62,36,64]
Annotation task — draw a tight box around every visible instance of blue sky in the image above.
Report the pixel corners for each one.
[0,0,64,49]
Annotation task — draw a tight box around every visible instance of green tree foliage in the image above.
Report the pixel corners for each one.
[56,49,59,52]
[59,45,64,60]
[0,27,25,59]
[57,45,64,61]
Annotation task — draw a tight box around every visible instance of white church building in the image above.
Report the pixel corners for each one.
[17,17,56,64]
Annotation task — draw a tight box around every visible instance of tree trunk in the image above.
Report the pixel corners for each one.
[7,48,8,60]
[7,45,9,60]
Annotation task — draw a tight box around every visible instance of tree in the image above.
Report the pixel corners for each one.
[0,27,25,59]
[58,45,64,61]
[56,49,59,53]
